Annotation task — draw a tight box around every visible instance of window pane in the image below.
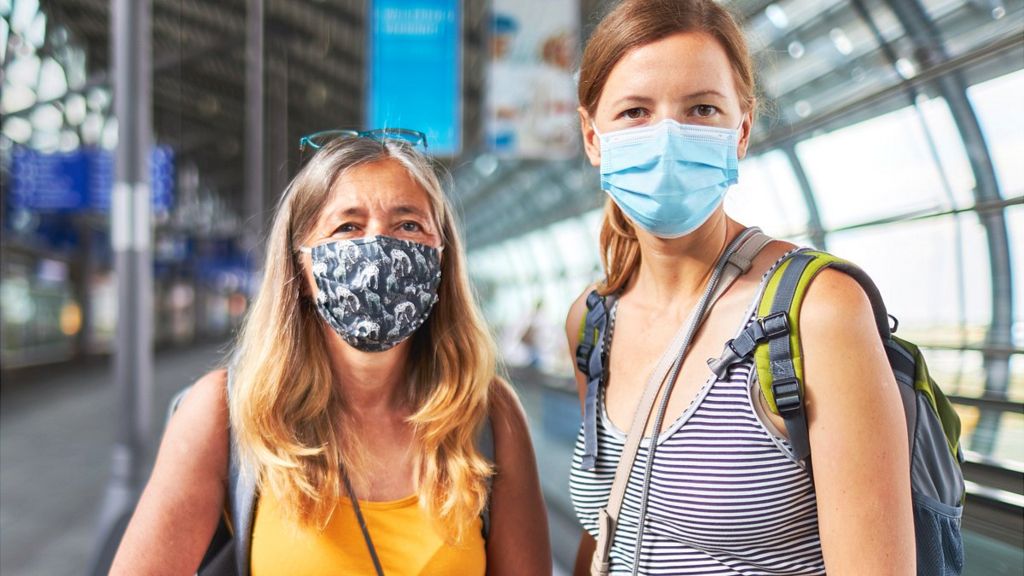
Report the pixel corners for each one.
[798,98,975,229]
[923,348,986,399]
[547,217,597,279]
[726,149,809,238]
[742,0,907,127]
[968,69,1024,197]
[827,216,992,346]
[1011,354,1024,404]
[1007,204,1024,348]
[921,0,1024,59]
[956,405,1024,463]
[524,228,562,282]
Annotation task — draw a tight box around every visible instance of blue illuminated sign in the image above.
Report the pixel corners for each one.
[368,0,461,156]
[89,147,174,213]
[10,149,90,211]
[9,147,174,213]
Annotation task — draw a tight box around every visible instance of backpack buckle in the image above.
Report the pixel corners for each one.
[771,376,802,415]
[759,311,790,340]
[576,340,593,374]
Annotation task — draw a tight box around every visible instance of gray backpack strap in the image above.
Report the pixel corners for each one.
[477,414,495,539]
[576,291,618,471]
[224,367,256,576]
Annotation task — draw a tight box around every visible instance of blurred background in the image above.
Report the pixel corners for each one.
[0,0,1021,574]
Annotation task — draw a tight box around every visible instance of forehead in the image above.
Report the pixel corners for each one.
[321,158,434,217]
[601,31,739,103]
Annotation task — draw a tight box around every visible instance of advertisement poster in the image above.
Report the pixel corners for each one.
[487,0,579,158]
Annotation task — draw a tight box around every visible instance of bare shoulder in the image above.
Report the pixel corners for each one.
[179,368,229,415]
[745,237,798,280]
[484,377,551,574]
[171,368,230,451]
[488,376,529,446]
[160,367,231,482]
[798,267,892,402]
[800,267,876,335]
[109,368,230,574]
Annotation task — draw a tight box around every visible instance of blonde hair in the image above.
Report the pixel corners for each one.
[579,0,756,294]
[229,137,495,541]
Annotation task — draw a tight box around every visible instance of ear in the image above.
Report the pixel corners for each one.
[296,252,316,300]
[736,101,756,160]
[579,107,601,167]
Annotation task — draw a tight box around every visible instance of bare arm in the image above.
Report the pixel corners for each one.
[485,377,552,575]
[573,530,597,576]
[564,288,594,573]
[801,270,915,575]
[109,369,230,576]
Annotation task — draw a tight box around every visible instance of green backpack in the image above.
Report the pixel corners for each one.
[576,248,965,575]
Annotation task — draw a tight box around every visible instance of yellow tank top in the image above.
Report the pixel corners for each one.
[250,489,486,575]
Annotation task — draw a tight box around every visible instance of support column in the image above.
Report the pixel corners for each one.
[89,0,153,573]
[245,0,265,264]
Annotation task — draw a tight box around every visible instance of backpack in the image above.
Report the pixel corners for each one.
[575,247,965,575]
[166,371,495,576]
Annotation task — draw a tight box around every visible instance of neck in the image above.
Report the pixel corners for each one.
[630,212,742,309]
[323,330,413,417]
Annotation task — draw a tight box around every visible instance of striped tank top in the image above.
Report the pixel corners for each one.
[569,306,826,575]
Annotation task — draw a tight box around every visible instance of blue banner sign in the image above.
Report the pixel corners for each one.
[368,0,461,156]
[10,147,174,214]
[10,149,90,211]
[89,147,174,213]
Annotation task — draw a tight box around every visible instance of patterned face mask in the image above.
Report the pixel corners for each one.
[300,235,442,352]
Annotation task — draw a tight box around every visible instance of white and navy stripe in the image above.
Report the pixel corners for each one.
[569,357,826,575]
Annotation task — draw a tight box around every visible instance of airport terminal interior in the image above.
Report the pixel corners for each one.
[1,0,1022,574]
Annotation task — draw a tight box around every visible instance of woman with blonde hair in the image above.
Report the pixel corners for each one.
[112,130,551,575]
[566,0,916,574]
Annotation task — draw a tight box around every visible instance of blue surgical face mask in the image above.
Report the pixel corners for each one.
[595,119,741,238]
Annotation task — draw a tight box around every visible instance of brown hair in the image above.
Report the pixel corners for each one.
[579,0,756,294]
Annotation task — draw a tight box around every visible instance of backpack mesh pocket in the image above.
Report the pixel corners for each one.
[913,492,964,575]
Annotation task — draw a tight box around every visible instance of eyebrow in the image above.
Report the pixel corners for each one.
[609,95,656,109]
[323,204,431,222]
[389,205,431,219]
[608,90,729,109]
[683,89,729,100]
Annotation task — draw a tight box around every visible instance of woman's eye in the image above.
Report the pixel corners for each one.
[694,104,718,117]
[333,223,358,234]
[400,221,423,233]
[620,107,649,120]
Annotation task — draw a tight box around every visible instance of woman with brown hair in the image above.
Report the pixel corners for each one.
[112,132,551,574]
[565,1,914,574]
